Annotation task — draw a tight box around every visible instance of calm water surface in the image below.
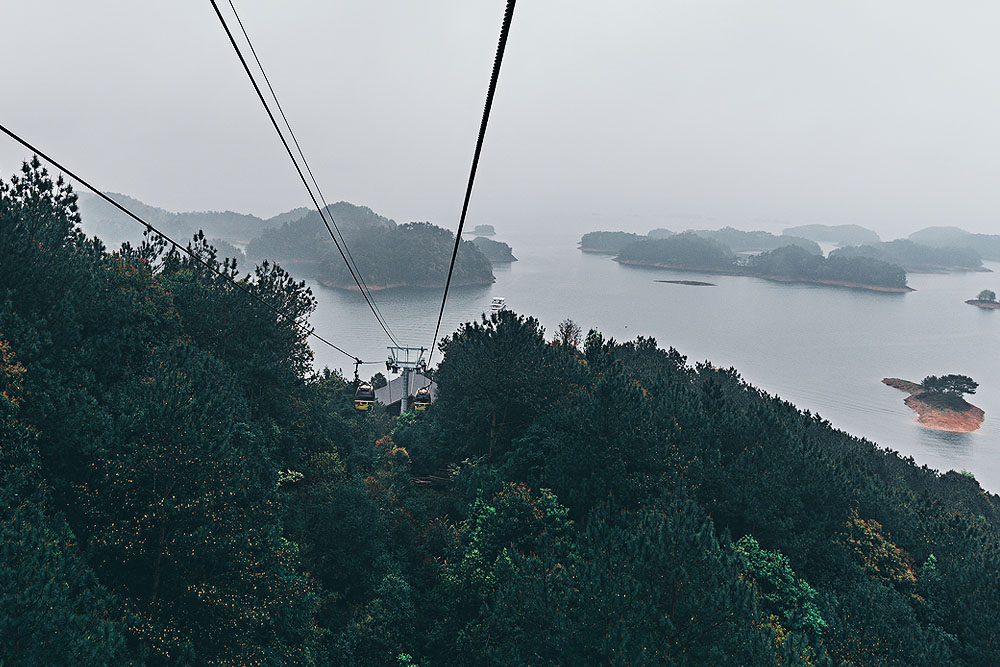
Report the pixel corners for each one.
[307,229,1000,492]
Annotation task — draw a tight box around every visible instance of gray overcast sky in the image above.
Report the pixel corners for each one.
[3,1,1000,240]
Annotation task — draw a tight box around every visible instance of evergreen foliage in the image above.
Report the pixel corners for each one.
[2,159,999,664]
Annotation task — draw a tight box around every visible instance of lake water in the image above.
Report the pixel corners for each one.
[307,229,1000,493]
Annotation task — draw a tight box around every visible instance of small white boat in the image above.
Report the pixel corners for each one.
[490,297,506,312]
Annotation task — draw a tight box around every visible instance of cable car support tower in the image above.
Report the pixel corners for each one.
[386,346,428,413]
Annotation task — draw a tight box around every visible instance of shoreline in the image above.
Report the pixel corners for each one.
[579,247,621,255]
[882,378,984,433]
[907,266,993,274]
[614,259,914,293]
[966,299,1000,310]
[317,277,494,292]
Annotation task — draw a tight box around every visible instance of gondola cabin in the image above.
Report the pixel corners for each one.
[413,386,432,411]
[354,382,376,411]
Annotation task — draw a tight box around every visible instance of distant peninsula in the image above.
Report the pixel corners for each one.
[614,234,912,292]
[830,240,987,273]
[910,226,1000,262]
[471,236,517,263]
[882,378,984,432]
[579,227,821,256]
[579,231,645,254]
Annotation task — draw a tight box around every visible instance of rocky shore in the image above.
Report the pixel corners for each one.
[882,378,985,432]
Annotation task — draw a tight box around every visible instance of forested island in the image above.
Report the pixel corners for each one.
[579,227,820,255]
[467,224,495,236]
[830,240,986,272]
[579,230,644,253]
[77,196,495,291]
[4,160,1000,664]
[910,226,1000,262]
[246,203,494,290]
[471,235,517,262]
[316,222,494,290]
[967,289,1000,309]
[783,223,881,246]
[616,234,911,292]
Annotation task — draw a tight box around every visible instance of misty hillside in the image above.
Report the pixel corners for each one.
[784,224,881,246]
[77,191,310,248]
[830,240,985,272]
[245,201,397,269]
[910,226,1000,261]
[690,227,822,254]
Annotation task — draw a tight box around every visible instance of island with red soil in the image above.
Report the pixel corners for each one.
[882,377,984,433]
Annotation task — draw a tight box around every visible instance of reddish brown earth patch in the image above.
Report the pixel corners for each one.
[882,378,984,433]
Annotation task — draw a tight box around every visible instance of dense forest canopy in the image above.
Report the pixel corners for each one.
[617,232,734,269]
[246,203,494,289]
[2,160,999,665]
[748,245,909,289]
[318,222,494,289]
[830,240,984,272]
[783,224,881,246]
[244,201,396,271]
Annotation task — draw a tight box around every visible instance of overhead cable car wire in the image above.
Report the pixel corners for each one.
[0,123,361,363]
[208,0,402,347]
[223,0,397,345]
[428,0,517,365]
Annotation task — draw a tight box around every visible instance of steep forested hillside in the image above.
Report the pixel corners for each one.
[2,159,999,665]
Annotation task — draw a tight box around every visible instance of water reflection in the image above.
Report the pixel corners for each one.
[917,428,974,462]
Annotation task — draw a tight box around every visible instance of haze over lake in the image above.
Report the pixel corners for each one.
[308,227,1000,492]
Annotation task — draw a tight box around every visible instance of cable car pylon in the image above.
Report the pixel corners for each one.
[386,346,428,413]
